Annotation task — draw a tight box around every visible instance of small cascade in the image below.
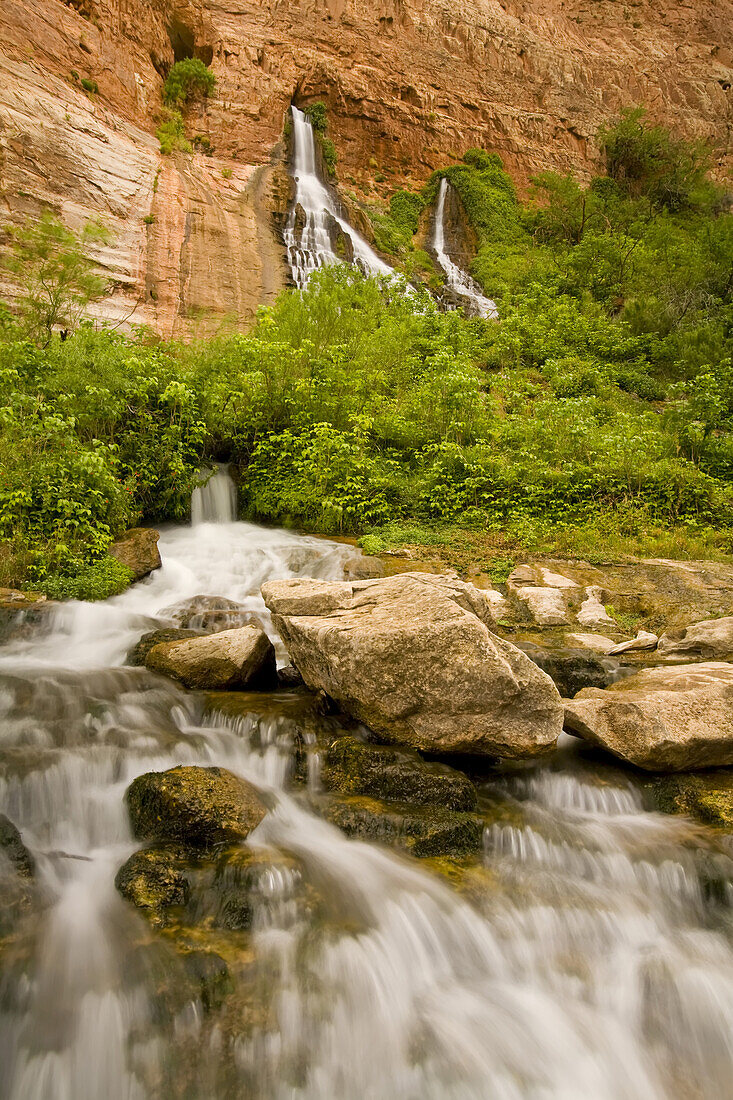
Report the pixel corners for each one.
[284,106,393,288]
[191,463,237,525]
[433,177,499,319]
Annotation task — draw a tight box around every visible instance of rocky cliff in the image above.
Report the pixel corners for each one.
[1,0,730,333]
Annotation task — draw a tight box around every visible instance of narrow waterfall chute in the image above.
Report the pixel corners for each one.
[433,178,498,319]
[191,463,237,524]
[284,106,393,288]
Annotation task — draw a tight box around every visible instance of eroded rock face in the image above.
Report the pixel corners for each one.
[108,527,161,581]
[658,617,733,661]
[262,573,563,758]
[125,765,267,847]
[144,625,277,690]
[564,663,733,771]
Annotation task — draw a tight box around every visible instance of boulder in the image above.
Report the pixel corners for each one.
[261,573,563,758]
[125,765,267,847]
[108,527,161,581]
[343,555,385,581]
[323,735,477,811]
[577,586,616,628]
[161,595,263,633]
[650,771,733,831]
[127,627,203,667]
[115,844,190,925]
[564,662,733,771]
[516,586,568,626]
[564,632,618,654]
[277,663,305,689]
[144,626,277,690]
[658,617,733,661]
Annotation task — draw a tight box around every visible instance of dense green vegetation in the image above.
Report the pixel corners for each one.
[163,59,216,109]
[1,110,731,597]
[302,101,337,176]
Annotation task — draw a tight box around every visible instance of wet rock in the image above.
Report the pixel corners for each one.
[125,765,267,848]
[0,814,35,878]
[0,593,55,645]
[144,626,277,690]
[607,631,658,656]
[115,845,190,925]
[312,793,484,857]
[277,663,305,689]
[161,595,263,633]
[323,735,478,811]
[182,950,233,1012]
[515,586,568,626]
[658,617,733,661]
[262,573,562,758]
[650,771,733,831]
[521,646,611,698]
[343,555,385,581]
[564,662,733,771]
[108,527,161,581]
[127,627,203,667]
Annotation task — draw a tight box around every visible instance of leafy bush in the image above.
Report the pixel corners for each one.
[80,77,98,95]
[163,59,215,109]
[156,111,191,154]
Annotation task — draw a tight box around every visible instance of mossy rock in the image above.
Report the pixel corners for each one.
[0,814,35,878]
[115,844,191,926]
[323,735,477,811]
[310,792,484,857]
[125,765,267,849]
[127,628,203,667]
[650,771,733,831]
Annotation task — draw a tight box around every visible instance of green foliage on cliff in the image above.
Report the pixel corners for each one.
[1,109,731,597]
[163,59,216,109]
[156,110,191,154]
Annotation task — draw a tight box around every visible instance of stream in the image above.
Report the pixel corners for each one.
[2,500,733,1098]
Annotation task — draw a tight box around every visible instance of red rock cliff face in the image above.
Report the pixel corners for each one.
[0,0,730,333]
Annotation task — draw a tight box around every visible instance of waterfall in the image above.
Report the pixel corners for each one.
[191,463,237,524]
[284,106,393,288]
[433,178,498,319]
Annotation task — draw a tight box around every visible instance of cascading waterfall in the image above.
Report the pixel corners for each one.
[190,463,237,525]
[433,177,498,319]
[3,510,733,1096]
[284,106,393,288]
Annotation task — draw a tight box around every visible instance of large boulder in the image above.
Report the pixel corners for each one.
[564,662,733,771]
[261,573,563,757]
[108,527,161,581]
[127,627,203,667]
[658,617,733,661]
[125,765,267,847]
[144,626,277,690]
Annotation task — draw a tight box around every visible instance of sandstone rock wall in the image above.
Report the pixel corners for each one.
[1,0,730,332]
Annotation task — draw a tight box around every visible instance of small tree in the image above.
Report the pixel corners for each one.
[163,59,216,109]
[2,211,111,345]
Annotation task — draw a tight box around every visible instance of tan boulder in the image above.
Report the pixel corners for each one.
[658,617,733,661]
[145,626,277,691]
[261,573,563,758]
[564,662,733,771]
[108,528,161,581]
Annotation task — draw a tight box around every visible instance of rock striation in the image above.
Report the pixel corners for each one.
[262,572,563,757]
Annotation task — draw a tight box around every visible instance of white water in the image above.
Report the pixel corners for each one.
[191,464,237,525]
[433,178,499,319]
[3,485,733,1097]
[284,106,394,289]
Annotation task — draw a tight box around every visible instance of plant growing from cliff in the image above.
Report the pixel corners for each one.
[2,211,111,345]
[80,77,98,95]
[156,110,191,154]
[302,102,337,176]
[163,58,216,109]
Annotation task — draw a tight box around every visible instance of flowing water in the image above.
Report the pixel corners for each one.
[433,178,499,319]
[284,106,394,288]
[2,494,733,1097]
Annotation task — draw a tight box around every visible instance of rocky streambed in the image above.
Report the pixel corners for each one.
[2,518,733,1099]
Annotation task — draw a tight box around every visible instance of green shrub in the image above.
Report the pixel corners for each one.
[303,102,328,134]
[163,59,215,109]
[156,111,191,154]
[80,77,98,95]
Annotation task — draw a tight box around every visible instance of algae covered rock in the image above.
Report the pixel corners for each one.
[323,735,477,811]
[262,573,562,758]
[127,628,203,667]
[125,765,267,848]
[144,626,277,690]
[115,844,191,925]
[650,771,733,830]
[564,662,733,771]
[313,793,484,858]
[0,814,35,878]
